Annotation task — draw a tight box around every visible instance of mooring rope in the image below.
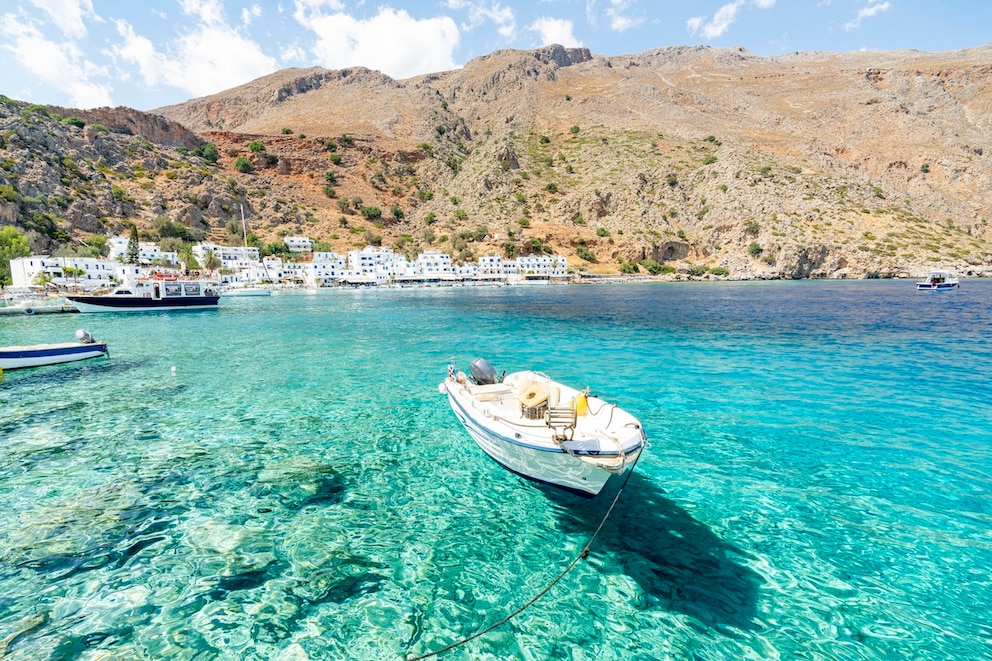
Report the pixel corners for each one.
[405,445,646,660]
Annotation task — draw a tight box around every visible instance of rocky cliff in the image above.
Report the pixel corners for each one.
[1,43,991,279]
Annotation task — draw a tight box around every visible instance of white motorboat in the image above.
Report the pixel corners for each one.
[439,358,646,497]
[221,284,272,297]
[916,270,959,291]
[0,329,108,371]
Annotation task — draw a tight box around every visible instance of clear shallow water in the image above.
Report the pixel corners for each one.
[1,281,990,660]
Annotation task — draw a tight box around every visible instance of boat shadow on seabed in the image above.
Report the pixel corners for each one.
[539,472,762,635]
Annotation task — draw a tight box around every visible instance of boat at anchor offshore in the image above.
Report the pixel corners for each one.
[916,270,959,291]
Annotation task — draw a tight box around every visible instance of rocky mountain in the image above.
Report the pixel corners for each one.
[2,44,991,279]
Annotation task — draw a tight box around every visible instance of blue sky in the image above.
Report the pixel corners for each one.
[1,1,989,111]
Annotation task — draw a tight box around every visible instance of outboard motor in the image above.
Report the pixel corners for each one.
[75,328,95,344]
[469,358,499,385]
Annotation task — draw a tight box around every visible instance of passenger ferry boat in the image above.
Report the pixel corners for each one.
[66,277,219,313]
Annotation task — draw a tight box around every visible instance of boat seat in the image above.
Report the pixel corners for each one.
[546,405,577,441]
[468,383,513,401]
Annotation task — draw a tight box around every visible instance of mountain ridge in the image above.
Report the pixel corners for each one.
[2,43,991,279]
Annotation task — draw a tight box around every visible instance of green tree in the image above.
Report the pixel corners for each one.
[201,249,221,272]
[639,259,665,275]
[178,245,200,271]
[618,260,639,274]
[195,142,219,163]
[0,226,32,286]
[248,141,266,153]
[234,157,253,173]
[125,225,139,264]
[153,215,188,240]
[83,234,108,257]
[576,246,597,262]
[159,237,185,255]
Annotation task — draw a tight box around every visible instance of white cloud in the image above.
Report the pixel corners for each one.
[173,26,277,96]
[609,14,640,32]
[844,1,891,31]
[293,0,345,15]
[242,4,262,26]
[528,16,583,47]
[112,20,166,88]
[28,0,97,39]
[280,43,307,63]
[294,6,460,79]
[112,18,277,100]
[177,0,225,25]
[687,0,774,40]
[688,1,741,39]
[0,14,111,107]
[445,0,516,38]
[606,0,643,33]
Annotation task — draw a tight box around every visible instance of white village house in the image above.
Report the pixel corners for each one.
[8,232,573,290]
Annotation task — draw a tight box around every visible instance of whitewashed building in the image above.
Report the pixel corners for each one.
[8,235,573,291]
[193,241,261,273]
[256,256,307,284]
[511,254,569,283]
[477,255,506,283]
[284,236,313,253]
[414,250,456,278]
[303,252,348,287]
[9,255,137,289]
[106,236,178,265]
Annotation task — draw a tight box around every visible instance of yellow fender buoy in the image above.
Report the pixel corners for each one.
[573,390,589,416]
[518,382,549,408]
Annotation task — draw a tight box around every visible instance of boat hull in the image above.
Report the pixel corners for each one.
[916,283,958,291]
[0,342,108,370]
[443,378,644,497]
[66,295,219,312]
[221,288,271,297]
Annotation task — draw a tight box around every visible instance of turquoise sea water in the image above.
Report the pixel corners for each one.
[1,280,990,660]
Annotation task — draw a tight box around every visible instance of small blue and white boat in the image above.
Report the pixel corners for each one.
[0,329,108,371]
[916,270,959,291]
[440,358,646,497]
